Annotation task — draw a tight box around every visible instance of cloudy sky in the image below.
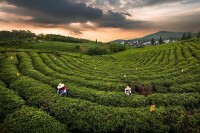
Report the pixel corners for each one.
[0,0,200,42]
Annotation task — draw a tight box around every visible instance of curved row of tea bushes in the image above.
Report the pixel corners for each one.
[68,85,200,109]
[145,50,162,67]
[0,52,20,85]
[17,52,64,87]
[41,53,120,83]
[181,44,199,63]
[15,52,200,108]
[0,80,67,133]
[48,54,119,82]
[30,52,125,91]
[67,45,194,76]
[141,51,158,66]
[16,53,147,107]
[4,106,68,133]
[188,45,200,60]
[0,54,68,133]
[0,80,6,87]
[0,46,200,132]
[0,85,25,122]
[61,45,197,77]
[10,76,200,133]
[1,54,199,132]
[35,51,200,94]
[47,52,200,93]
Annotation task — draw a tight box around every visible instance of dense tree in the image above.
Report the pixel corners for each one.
[44,34,93,43]
[87,47,107,55]
[75,45,81,50]
[0,30,35,40]
[159,36,163,44]
[109,43,126,53]
[197,31,200,38]
[151,38,155,45]
[187,32,192,39]
[0,30,36,45]
[181,33,186,40]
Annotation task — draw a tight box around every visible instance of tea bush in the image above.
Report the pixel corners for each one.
[0,39,200,132]
[4,106,68,133]
[0,86,25,122]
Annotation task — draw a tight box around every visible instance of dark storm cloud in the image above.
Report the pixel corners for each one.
[96,11,152,29]
[129,0,184,7]
[89,0,198,9]
[1,0,152,30]
[92,0,121,6]
[161,11,200,32]
[2,0,103,23]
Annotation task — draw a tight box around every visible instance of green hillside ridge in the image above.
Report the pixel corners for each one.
[113,31,197,43]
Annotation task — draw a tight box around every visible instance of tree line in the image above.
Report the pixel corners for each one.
[0,30,36,40]
[38,34,94,43]
[0,30,36,45]
[87,43,127,55]
[150,31,200,45]
[180,31,200,40]
[0,30,96,45]
[151,36,164,45]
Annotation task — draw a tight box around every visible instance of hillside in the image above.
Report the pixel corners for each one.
[0,38,200,132]
[112,31,196,43]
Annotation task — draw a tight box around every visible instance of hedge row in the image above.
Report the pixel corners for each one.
[60,47,200,93]
[40,53,124,88]
[0,54,68,133]
[0,50,200,132]
[16,52,200,108]
[0,86,25,122]
[17,52,64,87]
[8,76,191,133]
[48,54,119,82]
[29,52,125,91]
[0,55,190,132]
[0,80,6,87]
[37,52,200,93]
[4,107,68,133]
[2,70,197,133]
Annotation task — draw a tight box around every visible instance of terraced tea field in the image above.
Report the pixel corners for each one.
[0,39,200,132]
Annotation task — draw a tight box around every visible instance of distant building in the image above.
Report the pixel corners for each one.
[155,41,159,45]
[163,39,170,43]
[143,41,151,45]
[121,41,125,45]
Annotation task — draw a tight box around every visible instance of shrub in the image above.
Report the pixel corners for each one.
[109,43,126,53]
[4,106,67,133]
[180,113,200,133]
[10,76,196,133]
[0,80,6,87]
[75,45,81,50]
[87,47,107,55]
[0,86,25,122]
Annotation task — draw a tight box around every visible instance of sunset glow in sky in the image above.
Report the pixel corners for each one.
[0,0,200,42]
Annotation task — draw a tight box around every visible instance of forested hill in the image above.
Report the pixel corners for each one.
[112,31,197,43]
[0,30,95,45]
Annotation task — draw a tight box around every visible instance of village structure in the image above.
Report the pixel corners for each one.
[119,39,176,47]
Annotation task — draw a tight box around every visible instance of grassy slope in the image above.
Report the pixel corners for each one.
[0,41,110,53]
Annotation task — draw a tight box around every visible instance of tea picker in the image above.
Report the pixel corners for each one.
[124,86,132,95]
[57,83,67,96]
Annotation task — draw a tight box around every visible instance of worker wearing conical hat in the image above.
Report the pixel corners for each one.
[124,86,132,95]
[57,83,67,96]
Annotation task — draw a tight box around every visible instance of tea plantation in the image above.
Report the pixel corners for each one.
[0,38,200,133]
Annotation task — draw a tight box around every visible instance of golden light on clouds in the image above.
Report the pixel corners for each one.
[0,0,200,42]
